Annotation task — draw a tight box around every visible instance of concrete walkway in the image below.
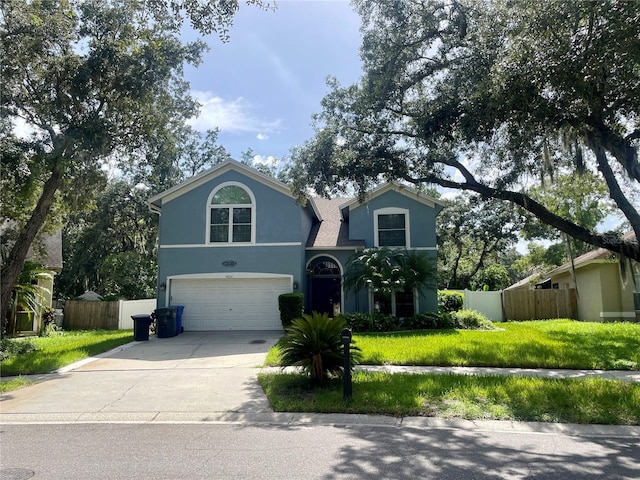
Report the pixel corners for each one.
[1,332,638,437]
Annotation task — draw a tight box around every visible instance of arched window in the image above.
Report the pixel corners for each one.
[307,258,341,277]
[207,183,255,243]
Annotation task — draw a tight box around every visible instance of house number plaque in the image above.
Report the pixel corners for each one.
[222,260,237,267]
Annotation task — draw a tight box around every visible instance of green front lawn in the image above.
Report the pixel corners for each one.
[259,371,640,425]
[261,320,640,424]
[0,330,134,377]
[266,320,640,370]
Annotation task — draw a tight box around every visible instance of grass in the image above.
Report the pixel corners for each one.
[258,371,640,425]
[266,320,640,370]
[261,320,640,424]
[0,376,33,393]
[0,329,134,377]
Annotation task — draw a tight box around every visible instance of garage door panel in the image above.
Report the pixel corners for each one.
[170,277,290,331]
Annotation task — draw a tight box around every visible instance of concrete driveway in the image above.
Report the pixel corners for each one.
[0,331,284,424]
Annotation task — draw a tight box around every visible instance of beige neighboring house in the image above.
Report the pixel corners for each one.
[509,232,639,322]
[20,231,64,333]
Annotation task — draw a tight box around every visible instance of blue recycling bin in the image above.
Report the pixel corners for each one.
[175,305,184,334]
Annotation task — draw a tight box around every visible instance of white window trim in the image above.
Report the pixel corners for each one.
[206,181,256,244]
[374,207,410,248]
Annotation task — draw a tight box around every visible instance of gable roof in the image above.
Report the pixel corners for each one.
[340,183,445,220]
[546,231,636,277]
[306,197,365,249]
[507,231,637,289]
[147,159,295,210]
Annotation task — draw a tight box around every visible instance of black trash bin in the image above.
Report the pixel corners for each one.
[131,314,152,341]
[154,307,177,338]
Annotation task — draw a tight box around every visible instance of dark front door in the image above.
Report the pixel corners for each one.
[310,277,341,317]
[307,257,342,317]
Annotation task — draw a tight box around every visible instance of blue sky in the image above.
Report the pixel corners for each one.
[185,1,363,167]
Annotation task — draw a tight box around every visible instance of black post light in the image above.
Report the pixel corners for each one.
[341,328,353,399]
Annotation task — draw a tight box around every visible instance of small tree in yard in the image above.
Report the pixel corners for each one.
[279,312,361,387]
[344,248,437,312]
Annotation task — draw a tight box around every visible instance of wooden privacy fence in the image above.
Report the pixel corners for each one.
[63,300,120,330]
[503,289,578,321]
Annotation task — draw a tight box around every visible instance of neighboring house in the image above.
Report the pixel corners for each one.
[507,232,639,322]
[148,159,443,331]
[19,230,63,333]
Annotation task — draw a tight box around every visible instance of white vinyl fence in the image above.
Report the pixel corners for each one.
[118,299,157,329]
[451,290,505,322]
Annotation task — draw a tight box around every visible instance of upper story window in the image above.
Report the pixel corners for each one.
[207,183,255,244]
[374,208,410,248]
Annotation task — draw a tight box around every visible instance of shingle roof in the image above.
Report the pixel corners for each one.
[39,230,63,272]
[546,230,636,277]
[507,231,637,289]
[306,197,365,248]
[1,221,63,272]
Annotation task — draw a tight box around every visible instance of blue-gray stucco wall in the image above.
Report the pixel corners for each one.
[159,170,303,246]
[348,190,439,248]
[156,170,306,307]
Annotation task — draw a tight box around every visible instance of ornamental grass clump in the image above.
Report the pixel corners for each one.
[279,312,361,386]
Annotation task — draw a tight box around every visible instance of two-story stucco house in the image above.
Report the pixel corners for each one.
[148,159,443,331]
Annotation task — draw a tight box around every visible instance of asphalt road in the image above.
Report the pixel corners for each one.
[1,422,639,479]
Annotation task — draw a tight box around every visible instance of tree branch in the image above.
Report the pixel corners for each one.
[403,168,640,262]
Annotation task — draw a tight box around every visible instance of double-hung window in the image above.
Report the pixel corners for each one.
[374,208,410,248]
[208,183,254,244]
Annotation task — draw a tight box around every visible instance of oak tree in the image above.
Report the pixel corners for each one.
[290,0,640,261]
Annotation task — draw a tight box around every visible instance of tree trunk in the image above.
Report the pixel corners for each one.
[1,165,63,333]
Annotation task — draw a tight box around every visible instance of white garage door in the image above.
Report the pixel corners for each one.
[169,277,291,331]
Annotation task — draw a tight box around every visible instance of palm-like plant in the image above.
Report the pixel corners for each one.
[344,248,437,295]
[279,312,361,386]
[4,261,50,336]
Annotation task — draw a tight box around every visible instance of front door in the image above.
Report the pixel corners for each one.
[307,257,342,317]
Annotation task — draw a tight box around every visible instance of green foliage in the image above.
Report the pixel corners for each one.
[471,264,511,291]
[336,310,494,332]
[452,310,495,330]
[437,195,524,290]
[344,248,436,295]
[4,261,51,336]
[290,0,640,262]
[278,312,361,386]
[38,307,62,337]
[523,172,615,257]
[277,293,304,328]
[0,337,36,362]
[405,312,456,330]
[0,0,268,321]
[438,290,464,313]
[337,312,397,333]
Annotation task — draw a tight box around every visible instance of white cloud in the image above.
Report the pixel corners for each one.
[256,133,269,140]
[253,154,277,165]
[189,91,282,133]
